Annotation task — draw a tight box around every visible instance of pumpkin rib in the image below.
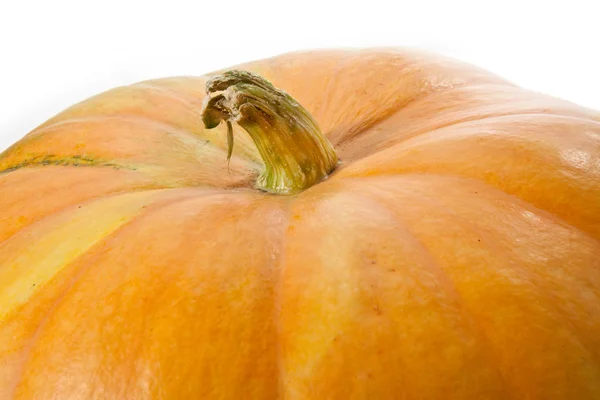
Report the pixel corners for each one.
[272,204,291,400]
[23,113,262,165]
[344,173,600,246]
[0,168,167,245]
[393,113,600,159]
[336,81,600,160]
[388,182,600,369]
[281,189,420,396]
[351,175,600,396]
[338,112,600,169]
[0,185,246,250]
[331,82,514,148]
[339,109,600,162]
[283,185,512,397]
[8,255,101,399]
[410,111,600,138]
[410,179,600,386]
[408,110,600,143]
[317,50,514,146]
[0,186,160,246]
[358,189,516,397]
[7,191,279,397]
[274,194,296,398]
[0,187,225,278]
[363,173,600,309]
[0,115,261,180]
[343,182,518,395]
[350,111,596,161]
[4,188,236,399]
[337,116,600,241]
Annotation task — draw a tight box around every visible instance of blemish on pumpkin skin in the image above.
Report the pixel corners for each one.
[0,154,135,174]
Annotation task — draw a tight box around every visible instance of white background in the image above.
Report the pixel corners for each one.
[1,0,598,152]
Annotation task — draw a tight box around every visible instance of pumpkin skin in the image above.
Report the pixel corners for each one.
[1,48,600,399]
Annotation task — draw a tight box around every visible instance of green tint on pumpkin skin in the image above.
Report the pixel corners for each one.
[0,154,134,174]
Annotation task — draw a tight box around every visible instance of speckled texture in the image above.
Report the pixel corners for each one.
[0,48,599,399]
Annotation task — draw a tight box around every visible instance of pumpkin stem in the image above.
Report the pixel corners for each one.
[201,70,338,195]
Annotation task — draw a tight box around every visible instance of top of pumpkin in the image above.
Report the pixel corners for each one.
[200,70,338,195]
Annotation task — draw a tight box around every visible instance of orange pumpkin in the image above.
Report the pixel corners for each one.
[1,49,599,399]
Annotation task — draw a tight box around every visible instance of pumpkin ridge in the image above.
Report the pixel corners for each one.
[272,200,292,399]
[412,181,600,392]
[375,173,600,304]
[357,188,516,397]
[339,105,599,162]
[332,80,491,148]
[25,113,262,164]
[8,247,106,399]
[0,184,167,246]
[279,186,509,397]
[4,188,228,399]
[396,109,600,145]
[9,191,281,398]
[339,117,600,241]
[391,112,600,156]
[409,111,600,138]
[340,111,600,162]
[2,186,244,250]
[336,81,600,161]
[319,49,512,147]
[2,117,261,174]
[344,173,600,245]
[424,189,600,395]
[352,175,600,396]
[0,188,220,320]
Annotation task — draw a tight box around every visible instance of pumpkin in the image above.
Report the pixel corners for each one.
[1,48,599,399]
